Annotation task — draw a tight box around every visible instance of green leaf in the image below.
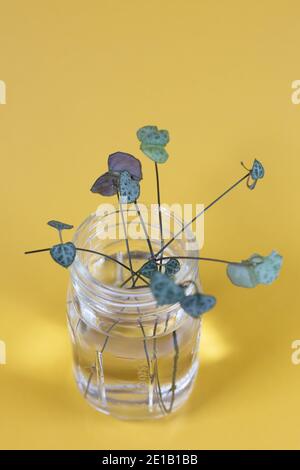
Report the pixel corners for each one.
[140,259,158,279]
[47,220,74,231]
[150,272,185,306]
[140,144,169,163]
[227,251,283,287]
[50,242,76,268]
[119,170,140,203]
[165,258,181,277]
[180,294,216,318]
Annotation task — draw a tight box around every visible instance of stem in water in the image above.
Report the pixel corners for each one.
[84,320,119,398]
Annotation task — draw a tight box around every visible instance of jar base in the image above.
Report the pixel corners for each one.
[74,361,199,420]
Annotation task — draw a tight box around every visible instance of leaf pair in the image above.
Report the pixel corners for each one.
[140,258,181,279]
[91,152,142,203]
[226,251,283,288]
[150,272,216,318]
[137,125,169,163]
[48,220,76,268]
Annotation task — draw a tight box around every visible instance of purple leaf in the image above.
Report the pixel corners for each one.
[108,152,142,181]
[90,172,118,197]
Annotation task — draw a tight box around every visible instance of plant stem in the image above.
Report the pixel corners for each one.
[159,255,240,265]
[155,172,250,258]
[25,247,149,286]
[154,330,179,414]
[120,172,249,287]
[118,194,135,287]
[155,162,164,271]
[134,201,155,258]
[24,248,52,254]
[84,320,119,398]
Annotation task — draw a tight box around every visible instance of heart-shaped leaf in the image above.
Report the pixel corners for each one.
[227,251,283,288]
[244,159,265,190]
[137,126,157,142]
[90,172,119,196]
[47,220,74,231]
[180,293,216,318]
[252,251,283,285]
[137,126,170,164]
[140,259,158,279]
[150,272,185,306]
[138,127,169,146]
[140,144,169,163]
[226,263,257,288]
[251,159,264,180]
[119,170,140,203]
[50,242,76,268]
[165,258,181,277]
[108,152,142,181]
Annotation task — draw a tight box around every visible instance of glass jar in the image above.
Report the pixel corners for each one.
[67,204,201,420]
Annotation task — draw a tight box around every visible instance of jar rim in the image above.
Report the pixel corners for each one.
[70,204,199,305]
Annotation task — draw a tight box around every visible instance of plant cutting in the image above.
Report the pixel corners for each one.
[25,126,283,419]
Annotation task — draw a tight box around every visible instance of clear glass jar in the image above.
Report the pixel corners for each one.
[67,204,201,420]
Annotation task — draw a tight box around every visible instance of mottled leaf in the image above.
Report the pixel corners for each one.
[119,170,140,204]
[50,242,76,268]
[252,251,283,285]
[150,272,185,306]
[136,126,157,142]
[137,126,170,164]
[180,293,216,318]
[251,159,265,180]
[108,152,143,181]
[140,144,169,163]
[47,220,74,231]
[165,258,181,277]
[90,172,119,197]
[227,251,283,288]
[138,128,169,146]
[140,259,158,279]
[244,159,265,190]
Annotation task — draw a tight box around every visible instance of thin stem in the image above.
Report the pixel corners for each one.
[76,248,136,276]
[117,194,135,286]
[84,320,119,399]
[163,314,170,333]
[25,247,149,287]
[120,172,249,287]
[58,230,63,244]
[24,248,52,254]
[168,331,179,412]
[134,201,155,258]
[155,172,250,258]
[160,255,240,265]
[155,162,164,271]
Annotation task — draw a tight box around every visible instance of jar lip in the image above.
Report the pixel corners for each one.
[70,205,199,302]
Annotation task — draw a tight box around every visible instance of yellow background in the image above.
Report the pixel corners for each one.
[0,0,299,450]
